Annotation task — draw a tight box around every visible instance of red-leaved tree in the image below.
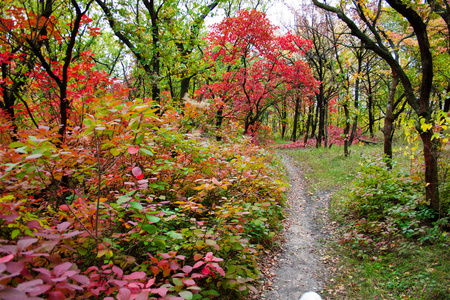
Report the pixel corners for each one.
[197,10,318,138]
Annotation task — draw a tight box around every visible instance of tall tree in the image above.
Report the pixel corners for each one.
[295,5,340,147]
[313,0,440,211]
[198,10,318,136]
[95,0,221,107]
[1,0,95,141]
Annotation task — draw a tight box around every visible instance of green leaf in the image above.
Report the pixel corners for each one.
[139,148,154,156]
[25,153,43,160]
[78,247,88,255]
[252,219,262,226]
[166,231,183,240]
[173,277,183,287]
[11,229,20,239]
[146,215,160,223]
[205,239,217,247]
[110,148,120,156]
[130,201,143,210]
[117,196,132,204]
[136,134,145,145]
[153,238,166,249]
[179,290,193,300]
[8,142,25,148]
[142,224,157,234]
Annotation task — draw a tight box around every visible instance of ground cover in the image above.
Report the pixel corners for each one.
[289,143,450,299]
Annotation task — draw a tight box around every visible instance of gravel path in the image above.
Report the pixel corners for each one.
[258,151,332,300]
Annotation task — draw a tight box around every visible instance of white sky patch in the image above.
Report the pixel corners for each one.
[204,0,301,31]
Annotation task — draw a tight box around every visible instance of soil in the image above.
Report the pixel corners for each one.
[252,150,335,300]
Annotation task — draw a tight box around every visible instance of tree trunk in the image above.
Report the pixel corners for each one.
[281,100,287,139]
[304,105,312,146]
[383,74,400,169]
[343,104,350,156]
[349,54,362,145]
[215,107,223,142]
[316,93,325,148]
[292,97,300,142]
[420,130,440,212]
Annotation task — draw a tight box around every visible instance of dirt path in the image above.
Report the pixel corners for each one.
[257,151,332,300]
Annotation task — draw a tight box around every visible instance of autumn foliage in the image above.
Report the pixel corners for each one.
[197,10,318,137]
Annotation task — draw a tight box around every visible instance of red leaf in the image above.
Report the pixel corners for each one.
[48,291,65,300]
[59,205,70,212]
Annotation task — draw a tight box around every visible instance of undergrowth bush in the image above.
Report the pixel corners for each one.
[0,98,287,299]
[342,155,449,258]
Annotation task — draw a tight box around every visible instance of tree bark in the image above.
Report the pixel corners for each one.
[343,104,350,156]
[292,97,301,142]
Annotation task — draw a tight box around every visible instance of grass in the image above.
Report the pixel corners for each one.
[283,142,450,300]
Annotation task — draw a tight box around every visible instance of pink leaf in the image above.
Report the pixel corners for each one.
[0,254,14,264]
[27,220,42,230]
[182,278,196,286]
[181,266,192,273]
[56,222,71,232]
[117,287,131,300]
[33,267,52,277]
[112,265,123,278]
[211,263,225,276]
[16,279,43,291]
[0,245,18,254]
[159,253,171,259]
[123,271,146,280]
[169,260,179,271]
[61,230,82,239]
[6,261,24,274]
[151,286,168,297]
[191,273,206,279]
[17,238,38,251]
[70,274,90,285]
[132,167,142,177]
[0,288,28,300]
[192,261,204,269]
[128,146,139,155]
[135,291,149,300]
[145,278,155,288]
[53,262,72,277]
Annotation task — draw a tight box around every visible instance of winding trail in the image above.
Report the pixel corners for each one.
[258,151,332,300]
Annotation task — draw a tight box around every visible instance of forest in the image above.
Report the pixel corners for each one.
[0,0,449,299]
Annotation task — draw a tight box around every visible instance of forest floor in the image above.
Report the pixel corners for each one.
[252,150,338,300]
